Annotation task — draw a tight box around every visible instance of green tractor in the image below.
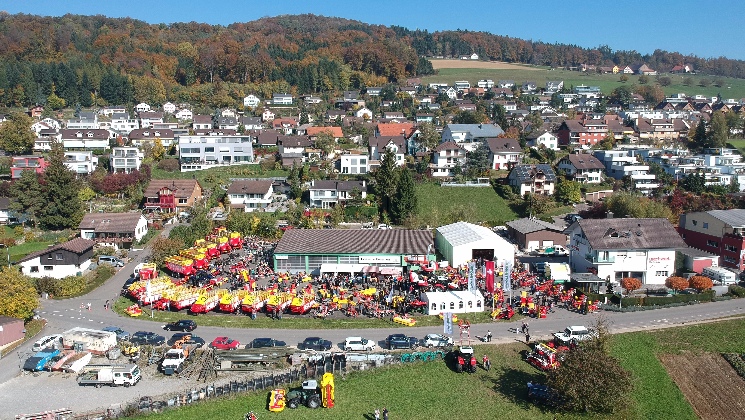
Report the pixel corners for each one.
[286,380,322,409]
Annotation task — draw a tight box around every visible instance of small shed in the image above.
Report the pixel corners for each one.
[0,316,25,348]
[435,221,515,267]
[678,247,719,273]
[421,290,484,315]
[505,217,568,251]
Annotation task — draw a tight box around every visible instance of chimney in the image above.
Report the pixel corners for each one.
[606,211,614,219]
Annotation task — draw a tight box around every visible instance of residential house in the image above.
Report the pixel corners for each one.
[545,80,564,93]
[272,94,293,105]
[63,151,97,175]
[457,102,477,112]
[175,108,193,121]
[262,109,276,122]
[486,137,522,170]
[18,238,95,279]
[138,111,164,129]
[368,136,406,166]
[278,136,312,156]
[497,80,515,89]
[79,212,148,250]
[593,150,659,194]
[326,109,346,121]
[633,64,657,76]
[507,164,557,196]
[110,113,139,133]
[557,153,605,183]
[66,112,99,130]
[430,141,466,177]
[621,66,634,74]
[415,113,434,124]
[339,153,369,175]
[10,156,47,180]
[505,217,568,251]
[143,179,203,213]
[525,130,559,150]
[303,95,322,105]
[192,115,213,130]
[308,180,367,208]
[678,209,745,271]
[178,135,254,171]
[226,180,273,213]
[128,128,175,148]
[439,86,458,100]
[477,79,495,89]
[0,197,10,225]
[27,105,43,118]
[454,81,471,91]
[243,94,262,108]
[307,126,344,141]
[377,122,416,138]
[366,87,382,96]
[241,116,263,130]
[256,132,280,148]
[135,103,151,113]
[34,129,60,151]
[441,123,505,152]
[521,81,537,93]
[218,117,239,131]
[355,107,373,120]
[383,111,405,120]
[671,64,694,74]
[111,147,142,173]
[566,217,686,285]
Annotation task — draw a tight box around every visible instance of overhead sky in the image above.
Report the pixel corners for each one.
[1,0,743,61]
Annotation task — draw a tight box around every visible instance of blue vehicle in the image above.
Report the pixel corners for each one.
[24,349,61,372]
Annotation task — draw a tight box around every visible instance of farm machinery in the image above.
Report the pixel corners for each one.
[450,345,477,374]
[526,343,560,371]
[270,373,335,412]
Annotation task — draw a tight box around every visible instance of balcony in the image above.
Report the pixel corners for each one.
[586,253,615,263]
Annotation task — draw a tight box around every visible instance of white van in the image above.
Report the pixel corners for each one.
[32,334,63,352]
[99,256,124,267]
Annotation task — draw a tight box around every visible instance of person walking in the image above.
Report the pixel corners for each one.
[87,302,92,312]
[104,300,110,310]
[374,408,380,420]
[525,332,531,345]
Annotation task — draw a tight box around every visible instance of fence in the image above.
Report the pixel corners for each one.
[69,351,429,419]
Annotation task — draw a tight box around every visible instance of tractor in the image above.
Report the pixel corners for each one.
[286,380,323,409]
[449,345,477,374]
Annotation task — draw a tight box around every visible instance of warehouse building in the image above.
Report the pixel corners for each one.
[435,221,516,267]
[273,229,434,275]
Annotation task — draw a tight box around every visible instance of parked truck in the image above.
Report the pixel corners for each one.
[160,344,196,375]
[532,245,569,257]
[77,364,141,388]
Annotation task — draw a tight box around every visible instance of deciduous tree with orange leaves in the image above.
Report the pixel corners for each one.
[620,277,642,294]
[688,276,713,293]
[665,276,689,292]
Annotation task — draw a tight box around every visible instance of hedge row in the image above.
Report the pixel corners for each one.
[722,353,745,380]
[728,284,745,297]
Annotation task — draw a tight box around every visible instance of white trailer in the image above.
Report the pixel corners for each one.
[62,328,118,355]
[702,266,737,285]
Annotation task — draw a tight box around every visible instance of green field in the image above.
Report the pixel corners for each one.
[150,163,289,191]
[414,182,518,226]
[727,139,745,155]
[7,241,54,263]
[132,318,745,420]
[423,67,745,100]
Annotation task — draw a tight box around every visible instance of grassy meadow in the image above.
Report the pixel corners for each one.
[414,182,518,226]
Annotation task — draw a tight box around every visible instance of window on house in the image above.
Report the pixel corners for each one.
[44,266,53,271]
[724,256,737,263]
[30,266,39,273]
[178,199,187,204]
[655,271,668,277]
[692,220,697,226]
[703,222,709,229]
[725,244,738,252]
[707,240,719,247]
[449,302,455,310]
[55,253,63,261]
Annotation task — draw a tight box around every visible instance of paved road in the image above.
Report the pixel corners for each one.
[2,221,745,416]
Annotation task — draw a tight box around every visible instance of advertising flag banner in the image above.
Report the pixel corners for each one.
[485,260,495,293]
[444,312,453,335]
[468,262,477,292]
[502,260,512,291]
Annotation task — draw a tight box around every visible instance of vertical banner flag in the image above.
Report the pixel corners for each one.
[485,260,495,293]
[468,262,477,292]
[502,260,512,291]
[443,312,453,335]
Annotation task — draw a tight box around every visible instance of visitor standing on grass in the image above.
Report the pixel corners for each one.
[383,407,389,420]
[374,408,380,420]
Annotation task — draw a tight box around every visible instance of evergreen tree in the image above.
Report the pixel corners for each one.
[373,148,400,218]
[9,170,44,226]
[692,118,707,149]
[391,168,417,224]
[709,111,729,148]
[492,103,508,129]
[465,142,491,177]
[0,112,35,155]
[37,142,84,230]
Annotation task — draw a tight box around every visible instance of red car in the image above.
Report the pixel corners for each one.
[210,336,240,350]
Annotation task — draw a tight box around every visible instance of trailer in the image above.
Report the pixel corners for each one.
[62,328,118,355]
[77,364,141,388]
[702,266,738,285]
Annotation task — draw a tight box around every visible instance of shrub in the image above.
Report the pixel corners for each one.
[665,276,689,292]
[56,275,87,297]
[93,246,117,258]
[723,353,745,379]
[689,275,713,292]
[157,158,180,172]
[620,277,642,294]
[728,284,745,297]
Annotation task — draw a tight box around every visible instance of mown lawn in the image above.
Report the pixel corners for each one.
[727,139,745,156]
[423,67,745,99]
[415,182,518,226]
[7,241,55,263]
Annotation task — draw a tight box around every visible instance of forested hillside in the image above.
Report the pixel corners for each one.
[0,12,743,109]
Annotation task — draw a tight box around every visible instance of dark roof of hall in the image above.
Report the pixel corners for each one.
[274,229,433,255]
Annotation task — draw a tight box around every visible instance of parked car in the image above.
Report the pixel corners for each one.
[301,337,332,351]
[167,333,205,347]
[99,255,124,267]
[102,327,130,341]
[377,224,392,230]
[210,336,240,350]
[130,331,166,346]
[422,333,453,348]
[31,334,63,353]
[553,326,596,344]
[344,336,375,352]
[246,338,287,348]
[385,334,419,350]
[163,320,197,332]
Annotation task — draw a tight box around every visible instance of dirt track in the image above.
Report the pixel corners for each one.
[659,353,745,420]
[429,59,540,70]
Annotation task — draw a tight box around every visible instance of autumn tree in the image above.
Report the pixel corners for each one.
[0,266,39,320]
[547,317,633,413]
[665,276,689,292]
[620,277,642,294]
[688,275,713,293]
[416,122,440,152]
[150,237,185,268]
[555,178,583,204]
[0,112,35,155]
